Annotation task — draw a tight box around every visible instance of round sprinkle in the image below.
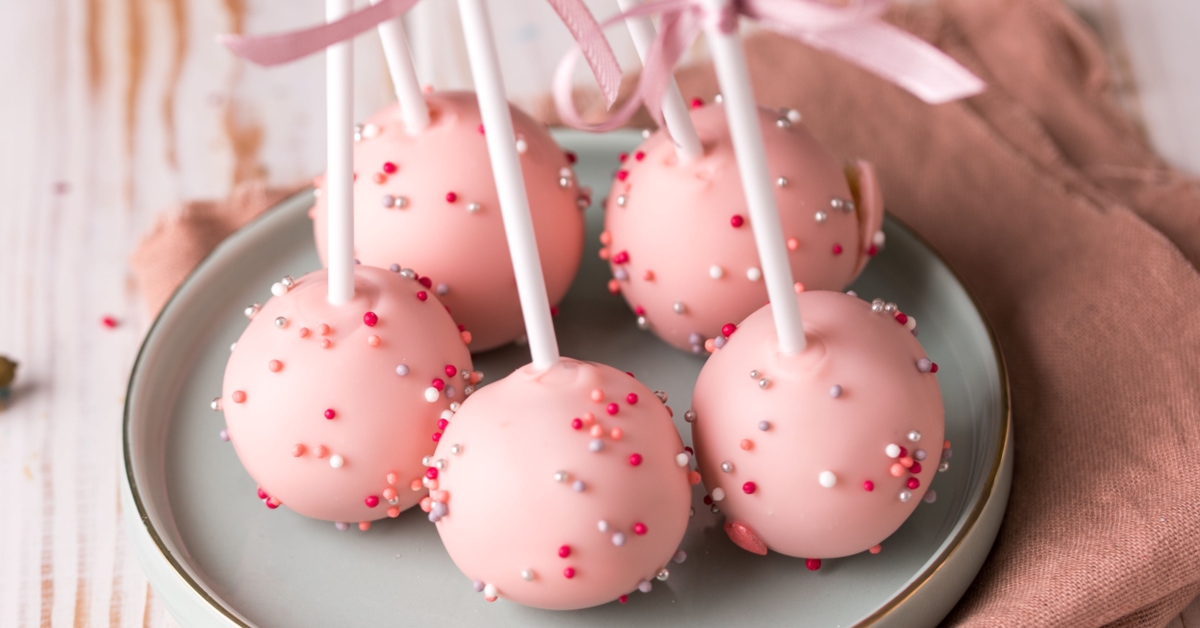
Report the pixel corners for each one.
[553,471,568,483]
[395,364,409,376]
[746,267,762,282]
[815,211,828,223]
[210,397,223,411]
[267,360,282,372]
[365,495,379,508]
[445,191,457,203]
[890,463,906,477]
[483,583,497,598]
[271,282,287,297]
[758,378,770,389]
[806,559,822,571]
[818,471,837,488]
[416,291,428,301]
[598,520,609,532]
[633,522,647,535]
[231,391,247,404]
[606,403,619,415]
[711,488,726,502]
[908,430,922,442]
[721,461,734,473]
[572,480,585,492]
[629,453,643,466]
[675,453,689,467]
[740,439,753,450]
[291,444,305,457]
[917,358,933,373]
[521,569,534,581]
[590,389,604,402]
[612,532,626,546]
[914,449,927,461]
[906,477,921,490]
[610,427,623,440]
[626,393,638,405]
[672,302,686,314]
[709,265,725,279]
[776,176,789,187]
[329,455,344,469]
[757,420,771,431]
[684,410,697,423]
[923,490,938,504]
[563,567,576,579]
[899,490,913,502]
[832,243,844,255]
[589,439,604,452]
[829,384,843,398]
[274,316,288,329]
[219,430,229,441]
[367,335,381,347]
[742,481,757,494]
[424,387,440,403]
[730,215,745,228]
[885,443,902,458]
[863,480,875,492]
[363,311,378,327]
[324,408,336,420]
[638,581,652,593]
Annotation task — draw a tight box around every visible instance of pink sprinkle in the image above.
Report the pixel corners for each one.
[231,391,247,404]
[432,378,445,391]
[367,335,381,347]
[571,418,583,430]
[626,393,638,405]
[690,97,703,108]
[365,495,380,508]
[477,124,485,134]
[742,481,757,494]
[629,453,643,466]
[291,444,306,457]
[558,545,571,558]
[426,467,438,479]
[806,558,822,571]
[564,567,576,579]
[324,409,336,420]
[634,150,645,161]
[832,243,844,255]
[606,403,619,415]
[445,191,458,203]
[437,418,448,430]
[633,522,647,535]
[381,162,397,174]
[616,170,629,181]
[416,291,428,301]
[721,323,737,337]
[268,359,282,372]
[730,215,745,228]
[101,315,118,329]
[863,480,875,491]
[906,477,921,490]
[363,311,378,327]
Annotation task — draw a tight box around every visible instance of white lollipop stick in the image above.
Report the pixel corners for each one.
[456,0,560,370]
[371,0,431,134]
[326,0,355,306]
[700,0,805,354]
[617,0,702,162]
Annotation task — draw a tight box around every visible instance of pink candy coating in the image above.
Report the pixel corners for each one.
[604,104,884,352]
[222,266,472,523]
[690,291,944,558]
[432,358,691,610]
[310,91,585,352]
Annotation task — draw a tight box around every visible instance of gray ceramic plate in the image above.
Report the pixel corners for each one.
[123,130,1011,627]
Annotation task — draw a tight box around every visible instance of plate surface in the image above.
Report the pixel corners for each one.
[123,130,1011,627]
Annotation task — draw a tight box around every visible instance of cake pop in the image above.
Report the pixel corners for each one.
[220,266,474,527]
[600,101,884,353]
[689,290,945,559]
[310,90,588,352]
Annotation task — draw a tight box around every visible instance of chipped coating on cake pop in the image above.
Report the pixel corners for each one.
[311,91,586,352]
[220,266,474,525]
[690,291,945,559]
[431,358,691,610]
[601,102,885,353]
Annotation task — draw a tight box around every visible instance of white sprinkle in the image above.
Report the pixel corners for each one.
[329,454,344,469]
[515,138,528,154]
[521,569,534,581]
[450,444,462,455]
[818,471,837,488]
[746,268,762,282]
[612,532,626,546]
[598,520,609,532]
[786,108,802,123]
[709,265,724,279]
[675,453,689,467]
[712,487,726,502]
[270,282,287,297]
[466,203,481,214]
[907,430,922,443]
[395,364,409,376]
[483,583,497,598]
[424,387,440,403]
[886,443,902,458]
[873,230,886,246]
[361,123,380,138]
[898,490,912,502]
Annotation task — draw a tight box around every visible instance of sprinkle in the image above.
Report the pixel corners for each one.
[363,311,378,327]
[730,215,745,228]
[916,358,932,373]
[672,302,686,314]
[598,520,609,532]
[776,176,789,188]
[231,391,246,404]
[612,532,626,546]
[396,364,409,376]
[445,191,457,203]
[268,360,282,372]
[320,338,332,349]
[684,410,697,423]
[610,427,623,440]
[907,477,921,490]
[298,327,311,338]
[424,387,440,402]
[274,316,288,329]
[314,445,328,458]
[863,480,875,491]
[818,471,837,488]
[219,429,229,441]
[709,265,725,279]
[746,268,762,281]
[830,384,843,398]
[742,481,757,494]
[324,408,336,420]
[721,461,733,473]
[890,463,905,477]
[923,490,938,504]
[629,453,643,466]
[739,439,753,450]
[365,495,379,508]
[625,393,638,405]
[521,569,534,581]
[329,454,344,469]
[832,243,844,255]
[589,439,604,452]
[712,488,726,502]
[367,335,381,347]
[572,480,585,492]
[885,443,901,458]
[899,490,913,502]
[416,291,428,301]
[806,558,822,571]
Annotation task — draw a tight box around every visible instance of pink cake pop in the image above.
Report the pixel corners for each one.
[690,290,945,560]
[221,266,475,528]
[429,357,692,609]
[310,91,588,352]
[600,101,884,353]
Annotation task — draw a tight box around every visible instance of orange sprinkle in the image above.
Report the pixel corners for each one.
[387,472,400,485]
[469,371,483,384]
[705,339,716,353]
[358,522,371,531]
[231,391,247,403]
[581,412,595,425]
[268,360,282,372]
[460,331,472,344]
[786,237,799,251]
[900,456,914,469]
[386,507,401,518]
[367,335,381,347]
[372,172,387,184]
[890,463,905,477]
[688,471,702,485]
[318,323,331,335]
[599,230,612,245]
[590,425,603,437]
[590,389,604,402]
[314,445,328,458]
[291,444,306,457]
[321,338,332,349]
[739,439,753,450]
[410,479,422,491]
[869,544,882,555]
[598,247,610,260]
[419,497,433,512]
[382,488,397,500]
[610,427,623,440]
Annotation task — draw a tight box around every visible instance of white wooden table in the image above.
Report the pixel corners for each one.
[1,1,1196,625]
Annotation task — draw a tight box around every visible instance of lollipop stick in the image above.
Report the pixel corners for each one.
[371,0,431,134]
[701,0,804,354]
[326,0,355,306]
[617,0,702,162]
[456,0,560,369]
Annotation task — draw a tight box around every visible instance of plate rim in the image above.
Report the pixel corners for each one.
[123,179,1011,628]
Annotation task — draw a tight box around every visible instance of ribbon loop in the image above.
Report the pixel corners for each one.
[554,0,985,135]
[220,0,623,107]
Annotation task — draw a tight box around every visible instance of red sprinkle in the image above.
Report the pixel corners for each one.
[381,161,397,174]
[436,418,448,430]
[570,418,583,430]
[690,97,704,108]
[721,323,737,337]
[606,403,619,415]
[619,595,629,604]
[432,378,446,391]
[930,362,940,373]
[565,151,577,164]
[629,453,643,466]
[634,306,646,316]
[633,522,647,535]
[906,477,921,490]
[324,409,336,420]
[898,446,908,458]
[910,462,922,474]
[832,243,844,255]
[863,480,875,492]
[365,495,380,508]
[703,494,713,505]
[418,276,433,289]
[564,567,576,579]
[634,150,645,161]
[558,545,571,558]
[445,191,458,203]
[684,446,694,455]
[416,291,428,301]
[895,312,909,325]
[742,481,757,494]
[730,215,745,228]
[363,311,378,327]
[806,558,822,571]
[618,152,628,162]
[444,364,458,378]
[867,244,879,257]
[266,500,280,510]
[425,468,439,479]
[626,393,638,405]
[550,305,559,317]
[616,169,629,181]
[101,315,118,329]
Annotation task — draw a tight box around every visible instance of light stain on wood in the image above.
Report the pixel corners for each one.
[161,0,188,169]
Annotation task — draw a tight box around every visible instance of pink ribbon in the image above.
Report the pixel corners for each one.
[220,0,623,106]
[554,0,985,132]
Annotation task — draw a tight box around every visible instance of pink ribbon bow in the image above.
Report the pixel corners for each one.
[554,0,985,132]
[220,0,624,107]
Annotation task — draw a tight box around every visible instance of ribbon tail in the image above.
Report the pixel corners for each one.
[219,0,420,66]
[797,21,984,104]
[546,0,624,108]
